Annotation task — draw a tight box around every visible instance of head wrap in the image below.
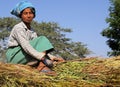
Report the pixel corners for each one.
[11,0,35,18]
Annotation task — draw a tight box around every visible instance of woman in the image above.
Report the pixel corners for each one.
[6,0,64,75]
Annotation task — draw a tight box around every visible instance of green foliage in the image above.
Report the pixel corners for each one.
[101,0,120,56]
[31,21,91,59]
[0,17,91,60]
[0,17,20,39]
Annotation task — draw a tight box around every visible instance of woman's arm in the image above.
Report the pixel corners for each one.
[13,26,45,60]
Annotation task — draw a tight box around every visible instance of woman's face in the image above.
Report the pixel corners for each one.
[21,8,34,23]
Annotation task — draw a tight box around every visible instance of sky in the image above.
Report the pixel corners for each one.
[0,0,111,58]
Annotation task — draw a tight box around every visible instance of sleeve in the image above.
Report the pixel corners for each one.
[13,27,45,60]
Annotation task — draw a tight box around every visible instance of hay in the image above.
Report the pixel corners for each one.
[0,56,120,87]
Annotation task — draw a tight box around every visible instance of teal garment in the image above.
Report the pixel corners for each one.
[6,36,54,64]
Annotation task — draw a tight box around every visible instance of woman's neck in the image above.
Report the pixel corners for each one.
[23,22,31,29]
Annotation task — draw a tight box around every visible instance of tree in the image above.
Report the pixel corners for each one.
[0,17,20,39]
[31,21,91,59]
[0,17,91,60]
[101,0,120,56]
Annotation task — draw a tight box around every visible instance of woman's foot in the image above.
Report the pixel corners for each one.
[40,66,57,76]
[37,62,56,76]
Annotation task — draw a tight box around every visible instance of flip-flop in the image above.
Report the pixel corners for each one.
[40,69,57,76]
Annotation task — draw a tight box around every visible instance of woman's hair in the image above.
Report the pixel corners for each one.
[19,7,36,18]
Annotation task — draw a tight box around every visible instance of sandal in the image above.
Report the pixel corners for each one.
[41,69,57,76]
[37,61,57,76]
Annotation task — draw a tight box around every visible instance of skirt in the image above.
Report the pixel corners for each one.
[6,36,54,64]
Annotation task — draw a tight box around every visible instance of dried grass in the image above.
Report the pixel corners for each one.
[0,56,120,87]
